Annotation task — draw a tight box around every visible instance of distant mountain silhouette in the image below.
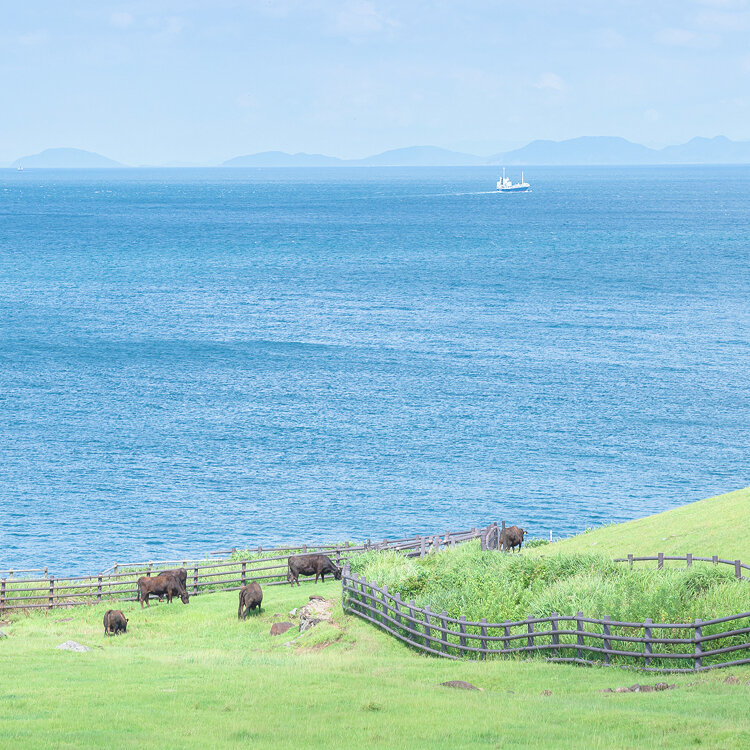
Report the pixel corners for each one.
[658,135,750,164]
[221,146,487,167]
[222,151,344,167]
[497,136,657,165]
[11,137,750,169]
[12,148,123,168]
[355,146,487,166]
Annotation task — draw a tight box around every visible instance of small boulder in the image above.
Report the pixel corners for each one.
[440,680,481,691]
[299,617,321,633]
[724,675,740,685]
[298,597,334,632]
[56,640,90,652]
[289,608,298,617]
[0,630,7,638]
[270,622,293,637]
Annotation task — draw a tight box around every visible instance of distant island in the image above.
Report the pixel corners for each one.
[8,136,750,168]
[11,147,123,169]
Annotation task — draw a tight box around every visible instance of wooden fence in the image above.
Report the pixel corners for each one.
[614,553,749,580]
[0,526,489,612]
[341,555,750,672]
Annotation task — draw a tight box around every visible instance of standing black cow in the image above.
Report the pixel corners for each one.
[137,573,190,607]
[287,554,342,586]
[501,525,528,552]
[238,582,263,619]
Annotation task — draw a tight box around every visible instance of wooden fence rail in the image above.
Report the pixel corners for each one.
[0,526,488,612]
[341,557,750,672]
[614,553,749,580]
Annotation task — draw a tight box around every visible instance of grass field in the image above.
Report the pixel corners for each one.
[2,487,750,749]
[549,486,750,560]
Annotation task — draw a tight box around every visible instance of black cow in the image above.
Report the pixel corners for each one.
[137,573,190,607]
[501,525,527,552]
[287,554,342,586]
[103,609,128,636]
[238,582,263,619]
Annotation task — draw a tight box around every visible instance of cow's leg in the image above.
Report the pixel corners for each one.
[321,573,325,583]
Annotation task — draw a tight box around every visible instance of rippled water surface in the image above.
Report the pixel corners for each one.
[1,166,748,573]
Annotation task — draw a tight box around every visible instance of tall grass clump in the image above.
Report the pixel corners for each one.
[349,542,750,666]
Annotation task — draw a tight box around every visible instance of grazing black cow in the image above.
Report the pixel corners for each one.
[158,568,188,592]
[287,554,342,586]
[103,609,128,636]
[137,573,190,608]
[238,582,263,619]
[501,525,527,552]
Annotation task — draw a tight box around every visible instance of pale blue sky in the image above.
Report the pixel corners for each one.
[2,1,750,164]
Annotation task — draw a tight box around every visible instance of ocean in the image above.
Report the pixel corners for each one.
[1,166,748,573]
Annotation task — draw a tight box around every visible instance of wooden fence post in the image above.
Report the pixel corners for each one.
[712,555,718,566]
[97,573,102,602]
[501,520,506,552]
[419,537,426,558]
[644,618,653,668]
[527,616,534,649]
[576,612,584,660]
[0,579,5,611]
[603,615,611,665]
[686,553,692,568]
[432,535,440,554]
[241,561,246,586]
[393,592,403,630]
[409,600,417,641]
[48,577,55,609]
[193,565,198,596]
[423,605,433,648]
[114,563,118,576]
[735,560,742,579]
[628,554,633,570]
[479,618,488,660]
[459,615,467,651]
[658,553,664,570]
[440,611,449,654]
[694,619,703,670]
[381,584,389,624]
[148,562,153,577]
[550,614,559,656]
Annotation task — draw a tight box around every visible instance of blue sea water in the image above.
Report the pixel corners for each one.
[1,166,748,574]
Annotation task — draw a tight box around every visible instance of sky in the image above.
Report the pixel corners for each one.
[2,1,750,165]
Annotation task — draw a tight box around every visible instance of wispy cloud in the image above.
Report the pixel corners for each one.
[654,27,719,47]
[110,11,134,30]
[333,1,396,38]
[533,72,566,93]
[18,30,48,46]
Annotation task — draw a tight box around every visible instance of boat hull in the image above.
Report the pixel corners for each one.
[497,185,530,192]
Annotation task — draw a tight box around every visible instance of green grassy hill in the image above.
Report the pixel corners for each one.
[2,487,750,749]
[548,486,750,560]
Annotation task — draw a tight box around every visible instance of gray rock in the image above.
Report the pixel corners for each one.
[56,640,90,652]
[440,680,482,691]
[0,630,8,638]
[289,608,298,617]
[299,617,321,632]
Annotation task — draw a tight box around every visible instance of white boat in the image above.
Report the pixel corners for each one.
[496,168,530,192]
[16,165,24,171]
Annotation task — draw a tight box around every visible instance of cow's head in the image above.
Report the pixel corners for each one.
[334,566,343,581]
[519,528,527,538]
[180,591,190,604]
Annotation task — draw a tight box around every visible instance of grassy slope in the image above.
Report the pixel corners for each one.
[2,582,749,750]
[548,486,750,560]
[2,488,750,750]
